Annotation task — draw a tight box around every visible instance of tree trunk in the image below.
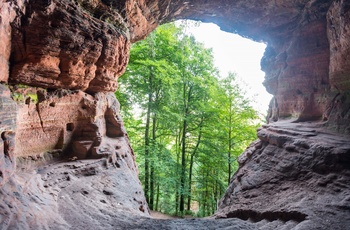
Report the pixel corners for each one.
[179,117,187,213]
[150,113,157,210]
[144,98,151,205]
[180,82,191,213]
[228,101,233,185]
[175,125,181,216]
[205,171,209,216]
[155,183,160,211]
[187,119,203,211]
[150,161,154,209]
[144,70,153,207]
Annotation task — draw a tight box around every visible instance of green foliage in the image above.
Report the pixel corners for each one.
[12,92,24,102]
[116,22,261,217]
[10,84,39,104]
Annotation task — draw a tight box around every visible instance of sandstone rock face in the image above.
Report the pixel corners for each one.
[216,122,350,229]
[0,0,350,229]
[10,0,129,93]
[0,159,148,229]
[327,0,350,91]
[0,85,17,187]
[13,87,138,171]
[0,0,147,228]
[14,89,88,158]
[0,86,147,229]
[262,17,331,122]
[0,0,27,83]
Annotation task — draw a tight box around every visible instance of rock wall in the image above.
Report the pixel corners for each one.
[0,1,147,227]
[10,0,129,93]
[0,0,349,229]
[216,122,350,229]
[0,85,17,187]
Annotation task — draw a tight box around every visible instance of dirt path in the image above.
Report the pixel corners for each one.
[150,211,178,219]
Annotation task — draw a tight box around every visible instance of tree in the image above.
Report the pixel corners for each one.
[116,22,261,216]
[119,23,182,209]
[218,73,260,184]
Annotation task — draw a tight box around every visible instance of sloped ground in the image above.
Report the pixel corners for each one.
[0,158,257,230]
[0,158,148,230]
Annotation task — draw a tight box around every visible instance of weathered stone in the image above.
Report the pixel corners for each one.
[14,89,91,158]
[0,159,148,230]
[10,0,129,93]
[217,121,350,230]
[0,0,25,83]
[12,87,137,172]
[327,0,350,91]
[0,0,350,229]
[72,140,94,159]
[0,85,17,187]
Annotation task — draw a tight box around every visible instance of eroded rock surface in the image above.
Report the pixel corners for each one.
[12,87,136,171]
[216,121,350,230]
[10,0,129,93]
[0,159,148,229]
[0,0,350,229]
[0,85,17,187]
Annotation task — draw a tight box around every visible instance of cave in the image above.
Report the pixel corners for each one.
[0,0,349,229]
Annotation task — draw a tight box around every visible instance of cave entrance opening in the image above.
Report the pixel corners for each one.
[117,20,271,218]
[186,21,271,115]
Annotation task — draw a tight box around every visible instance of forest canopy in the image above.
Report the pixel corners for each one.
[116,22,261,217]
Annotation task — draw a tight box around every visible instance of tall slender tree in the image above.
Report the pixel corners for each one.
[116,22,261,216]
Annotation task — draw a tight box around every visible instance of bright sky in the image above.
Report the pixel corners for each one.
[187,22,272,116]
